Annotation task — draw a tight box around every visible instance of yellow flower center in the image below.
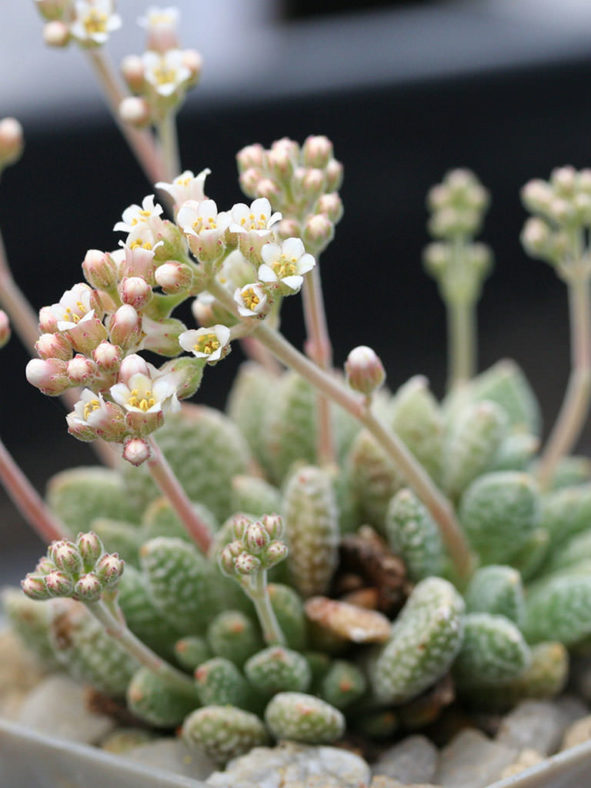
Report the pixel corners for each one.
[240,211,269,231]
[84,10,108,35]
[83,399,101,420]
[177,176,192,187]
[271,255,298,279]
[129,240,153,250]
[130,210,153,227]
[194,334,221,355]
[63,300,88,324]
[192,216,217,233]
[153,63,177,86]
[242,287,260,311]
[127,388,156,411]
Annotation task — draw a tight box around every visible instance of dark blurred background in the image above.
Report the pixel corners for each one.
[2,0,591,581]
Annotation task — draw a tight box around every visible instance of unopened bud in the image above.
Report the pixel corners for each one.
[120,276,153,309]
[142,315,185,356]
[219,540,243,576]
[119,97,151,129]
[49,539,82,575]
[35,331,72,361]
[35,556,56,575]
[122,437,151,466]
[43,20,70,47]
[155,262,192,293]
[521,217,551,257]
[82,249,118,290]
[21,574,50,601]
[39,305,58,333]
[182,49,203,85]
[232,515,251,541]
[67,354,98,385]
[263,540,288,568]
[551,165,577,196]
[45,570,74,597]
[35,0,69,20]
[522,179,553,214]
[121,55,145,92]
[303,213,334,251]
[325,158,344,191]
[93,341,121,370]
[345,345,386,396]
[276,218,301,241]
[77,531,104,568]
[95,553,125,585]
[73,573,103,601]
[266,146,295,181]
[240,167,263,198]
[26,357,70,396]
[261,513,284,540]
[255,177,281,201]
[109,304,143,350]
[549,197,575,225]
[299,168,325,202]
[0,118,24,168]
[158,356,204,399]
[0,310,10,349]
[316,192,343,223]
[119,353,151,383]
[236,143,265,173]
[244,522,270,555]
[234,551,261,575]
[302,135,333,169]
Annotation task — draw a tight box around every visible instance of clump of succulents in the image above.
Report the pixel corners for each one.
[2,2,591,774]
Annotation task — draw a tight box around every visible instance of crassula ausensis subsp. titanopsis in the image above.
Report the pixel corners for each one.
[5,127,591,770]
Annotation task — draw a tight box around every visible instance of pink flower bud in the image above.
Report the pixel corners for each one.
[325,158,344,192]
[121,55,145,91]
[73,573,103,602]
[43,20,70,47]
[231,516,251,541]
[0,118,24,168]
[67,317,109,356]
[120,276,153,310]
[77,531,104,568]
[244,522,270,555]
[271,137,300,160]
[219,543,239,576]
[301,168,326,201]
[183,49,203,85]
[82,249,118,290]
[95,553,125,585]
[236,143,265,173]
[119,97,151,129]
[302,135,333,169]
[66,411,98,442]
[345,345,386,396]
[49,539,83,574]
[255,177,281,201]
[39,305,58,333]
[239,167,263,198]
[263,540,289,569]
[109,305,143,350]
[266,146,295,181]
[261,514,284,540]
[154,262,193,294]
[303,213,334,251]
[235,551,261,575]
[35,556,56,575]
[21,573,50,600]
[118,353,151,384]
[316,192,343,224]
[276,218,301,241]
[67,354,98,385]
[0,310,10,349]
[35,332,72,361]
[45,570,74,597]
[26,357,70,396]
[93,341,121,371]
[122,437,151,466]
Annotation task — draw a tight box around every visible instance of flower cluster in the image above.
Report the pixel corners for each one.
[236,136,344,255]
[34,0,121,49]
[219,514,289,579]
[119,7,202,127]
[21,532,124,603]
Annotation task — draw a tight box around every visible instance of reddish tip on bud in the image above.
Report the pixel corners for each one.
[82,249,118,290]
[120,276,153,310]
[263,540,289,569]
[236,143,265,173]
[35,556,56,575]
[0,310,11,349]
[73,572,103,602]
[234,551,261,576]
[93,341,121,371]
[261,514,284,540]
[35,331,72,361]
[303,213,334,251]
[95,553,125,585]
[302,135,333,169]
[121,55,145,92]
[345,345,386,396]
[21,573,49,600]
[0,117,24,168]
[232,515,251,541]
[154,262,192,294]
[239,167,263,198]
[77,531,104,568]
[67,354,98,385]
[119,97,151,129]
[325,159,344,192]
[316,192,344,224]
[109,305,143,350]
[38,305,59,333]
[122,437,151,466]
[45,570,75,597]
[244,522,270,555]
[255,177,281,201]
[26,357,70,396]
[49,539,83,574]
[43,20,70,48]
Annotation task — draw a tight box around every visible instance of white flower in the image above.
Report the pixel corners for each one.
[258,237,315,293]
[176,199,230,261]
[142,49,191,97]
[233,283,268,318]
[70,389,108,427]
[110,370,179,415]
[156,168,210,206]
[179,325,230,363]
[114,195,164,235]
[50,283,96,331]
[70,0,121,46]
[138,6,179,53]
[230,198,281,235]
[138,5,179,30]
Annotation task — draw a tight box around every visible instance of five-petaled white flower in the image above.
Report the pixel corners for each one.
[50,283,97,331]
[233,283,268,318]
[142,49,191,97]
[110,370,180,415]
[156,168,210,207]
[258,237,315,294]
[114,195,164,235]
[230,198,281,236]
[177,199,229,239]
[179,325,230,363]
[70,0,122,46]
[138,6,180,52]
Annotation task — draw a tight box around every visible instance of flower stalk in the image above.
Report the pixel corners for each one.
[241,570,286,646]
[156,111,181,183]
